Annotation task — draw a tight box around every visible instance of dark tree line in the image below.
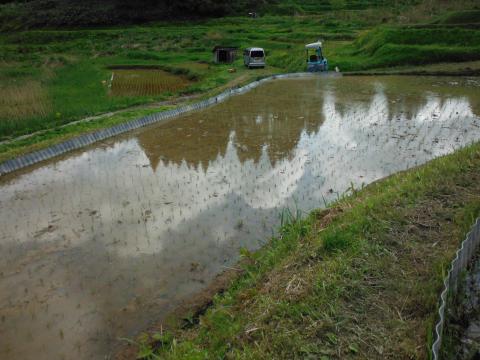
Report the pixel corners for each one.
[0,0,275,28]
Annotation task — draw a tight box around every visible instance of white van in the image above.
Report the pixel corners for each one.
[243,47,266,69]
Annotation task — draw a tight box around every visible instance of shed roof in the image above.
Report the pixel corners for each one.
[212,46,238,52]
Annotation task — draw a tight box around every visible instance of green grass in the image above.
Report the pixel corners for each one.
[0,105,173,163]
[129,141,480,359]
[330,26,480,70]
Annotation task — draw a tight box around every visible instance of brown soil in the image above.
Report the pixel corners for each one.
[113,262,248,359]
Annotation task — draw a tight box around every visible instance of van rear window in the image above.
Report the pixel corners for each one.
[250,51,264,58]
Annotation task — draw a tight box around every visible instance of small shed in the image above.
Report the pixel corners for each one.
[212,46,237,64]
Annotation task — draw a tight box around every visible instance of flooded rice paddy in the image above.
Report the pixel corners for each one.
[1,76,480,359]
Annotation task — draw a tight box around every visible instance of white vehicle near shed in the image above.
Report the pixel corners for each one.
[243,47,266,68]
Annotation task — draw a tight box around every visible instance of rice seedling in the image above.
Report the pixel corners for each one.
[110,69,193,97]
[0,80,51,135]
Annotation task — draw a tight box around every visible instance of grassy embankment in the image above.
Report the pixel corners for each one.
[124,139,480,359]
[0,3,479,161]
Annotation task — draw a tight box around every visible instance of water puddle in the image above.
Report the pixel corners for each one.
[0,76,479,359]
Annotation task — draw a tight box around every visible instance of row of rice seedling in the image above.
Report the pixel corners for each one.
[109,69,192,97]
[0,81,51,138]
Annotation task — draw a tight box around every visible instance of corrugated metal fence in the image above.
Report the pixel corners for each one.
[0,72,335,176]
[432,218,480,359]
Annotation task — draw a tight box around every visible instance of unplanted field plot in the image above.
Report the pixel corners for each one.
[109,69,192,97]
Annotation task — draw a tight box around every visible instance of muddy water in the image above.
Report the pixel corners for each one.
[1,76,480,359]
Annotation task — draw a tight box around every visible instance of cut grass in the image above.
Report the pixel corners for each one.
[130,142,480,359]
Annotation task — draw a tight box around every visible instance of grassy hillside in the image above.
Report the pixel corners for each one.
[335,24,480,70]
[0,1,479,149]
[128,138,480,359]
